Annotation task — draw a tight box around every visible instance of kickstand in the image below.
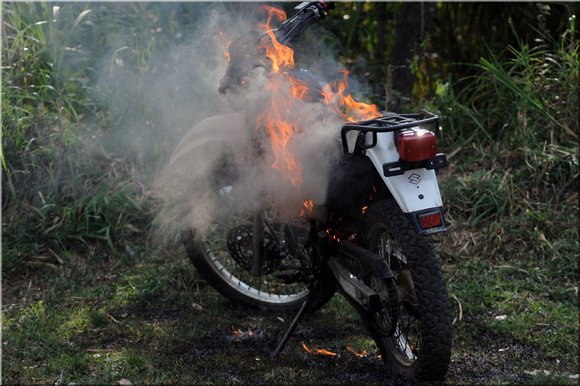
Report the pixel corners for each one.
[271,285,318,357]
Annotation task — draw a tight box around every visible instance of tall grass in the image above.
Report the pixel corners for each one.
[435,14,578,148]
[2,2,577,274]
[1,3,175,272]
[427,13,578,368]
[431,12,578,271]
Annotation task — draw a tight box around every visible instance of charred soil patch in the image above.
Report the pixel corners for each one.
[3,250,577,385]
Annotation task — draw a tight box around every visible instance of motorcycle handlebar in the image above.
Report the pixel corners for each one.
[274,2,335,46]
[218,2,334,94]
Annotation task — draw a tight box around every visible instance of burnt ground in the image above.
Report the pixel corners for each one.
[2,257,577,385]
[108,290,567,385]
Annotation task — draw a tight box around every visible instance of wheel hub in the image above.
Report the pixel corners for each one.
[226,224,288,274]
[396,270,419,317]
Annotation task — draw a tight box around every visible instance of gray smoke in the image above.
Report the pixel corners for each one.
[150,5,354,243]
[67,3,370,244]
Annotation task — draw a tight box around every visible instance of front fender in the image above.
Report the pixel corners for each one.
[169,112,250,167]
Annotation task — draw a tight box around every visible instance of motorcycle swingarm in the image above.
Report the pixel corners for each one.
[326,241,394,313]
[272,240,392,357]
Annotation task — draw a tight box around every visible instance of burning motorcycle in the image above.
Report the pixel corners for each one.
[170,2,451,382]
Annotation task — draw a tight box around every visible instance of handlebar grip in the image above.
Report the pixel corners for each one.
[276,2,333,46]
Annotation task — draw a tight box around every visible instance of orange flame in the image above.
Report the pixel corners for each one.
[321,70,380,122]
[326,228,340,242]
[346,346,369,357]
[258,6,293,73]
[255,6,303,187]
[231,324,254,338]
[224,41,232,65]
[299,199,315,217]
[288,76,310,100]
[253,6,379,190]
[301,341,337,356]
[231,324,242,337]
[257,105,303,187]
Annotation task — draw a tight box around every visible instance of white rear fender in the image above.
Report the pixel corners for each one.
[363,132,444,213]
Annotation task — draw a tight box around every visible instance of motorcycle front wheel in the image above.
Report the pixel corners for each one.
[363,200,452,381]
[169,114,334,312]
[180,179,334,312]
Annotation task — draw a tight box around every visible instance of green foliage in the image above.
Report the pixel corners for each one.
[433,13,579,278]
[429,7,579,377]
[1,3,176,272]
[526,373,577,385]
[441,146,578,226]
[3,251,578,384]
[433,11,578,148]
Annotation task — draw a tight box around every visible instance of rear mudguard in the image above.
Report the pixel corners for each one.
[171,113,445,234]
[341,130,446,234]
[364,131,443,213]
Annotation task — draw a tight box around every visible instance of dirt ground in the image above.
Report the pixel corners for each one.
[3,257,576,385]
[113,291,565,385]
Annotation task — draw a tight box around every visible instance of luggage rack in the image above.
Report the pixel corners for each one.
[340,111,439,154]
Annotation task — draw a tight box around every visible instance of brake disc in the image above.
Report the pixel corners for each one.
[226,224,288,274]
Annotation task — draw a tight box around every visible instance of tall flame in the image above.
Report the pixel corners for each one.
[257,108,303,187]
[256,6,304,187]
[258,6,294,73]
[321,69,380,122]
[252,6,380,189]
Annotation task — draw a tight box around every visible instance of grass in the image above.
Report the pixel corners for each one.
[428,11,578,382]
[3,244,578,384]
[433,13,578,149]
[1,2,164,273]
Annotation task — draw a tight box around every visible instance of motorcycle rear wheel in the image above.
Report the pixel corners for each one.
[363,200,452,381]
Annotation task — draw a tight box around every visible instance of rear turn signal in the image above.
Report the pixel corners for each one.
[418,211,442,230]
[398,129,436,162]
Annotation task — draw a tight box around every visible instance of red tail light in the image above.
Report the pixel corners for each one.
[398,129,436,162]
[418,211,442,229]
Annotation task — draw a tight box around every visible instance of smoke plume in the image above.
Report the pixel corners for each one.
[145,4,361,243]
[67,3,374,243]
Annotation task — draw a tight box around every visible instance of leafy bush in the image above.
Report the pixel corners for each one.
[1,3,161,272]
[434,14,578,148]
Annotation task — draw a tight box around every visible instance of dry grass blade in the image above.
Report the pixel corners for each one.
[451,293,463,325]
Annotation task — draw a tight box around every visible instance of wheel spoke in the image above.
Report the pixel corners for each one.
[369,228,421,364]
[201,201,310,300]
[394,324,415,360]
